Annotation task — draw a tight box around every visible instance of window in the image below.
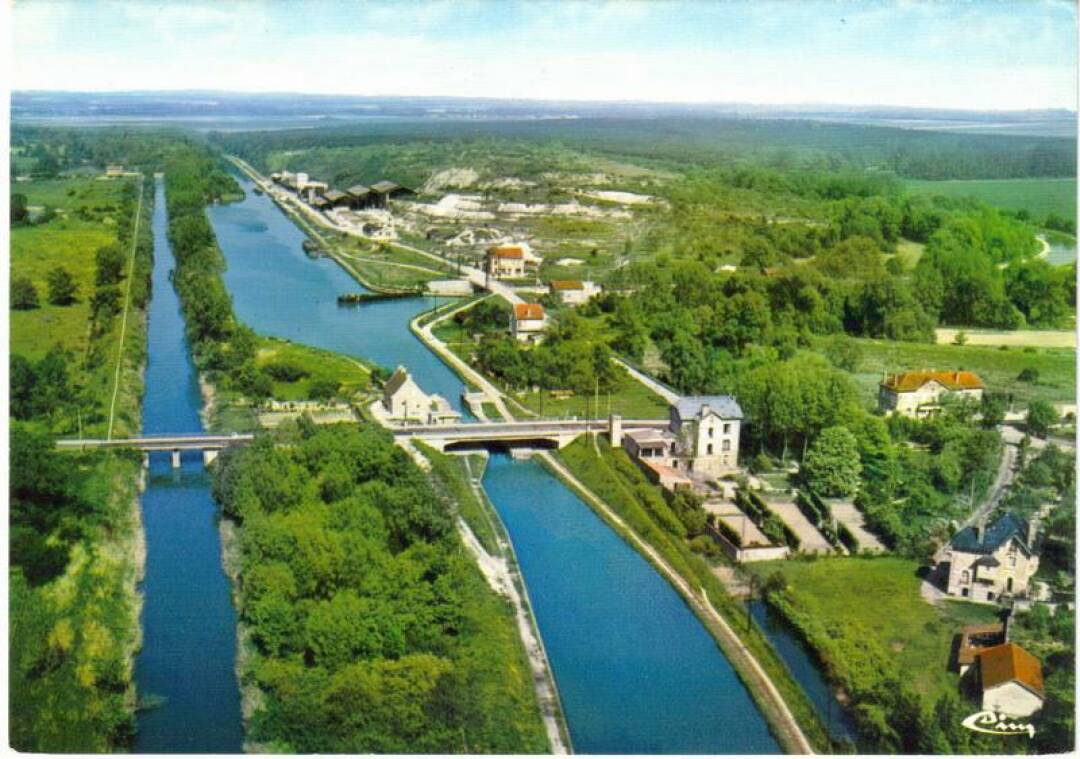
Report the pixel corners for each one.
[708,427,714,438]
[1010,554,1017,567]
[961,570,970,585]
[723,423,731,434]
[707,443,714,455]
[722,440,731,452]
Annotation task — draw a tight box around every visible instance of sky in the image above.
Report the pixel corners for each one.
[11,0,1079,111]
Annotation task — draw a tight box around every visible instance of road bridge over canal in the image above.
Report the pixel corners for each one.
[56,434,255,467]
[55,417,668,461]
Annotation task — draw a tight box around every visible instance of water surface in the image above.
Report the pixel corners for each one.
[133,178,244,752]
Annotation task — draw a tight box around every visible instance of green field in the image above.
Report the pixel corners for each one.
[10,175,150,438]
[825,336,1077,407]
[907,177,1077,224]
[10,179,130,360]
[254,337,373,401]
[752,557,1001,700]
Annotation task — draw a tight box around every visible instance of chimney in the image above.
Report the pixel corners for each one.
[974,520,986,544]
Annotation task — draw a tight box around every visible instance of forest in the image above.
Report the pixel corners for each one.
[211,421,549,753]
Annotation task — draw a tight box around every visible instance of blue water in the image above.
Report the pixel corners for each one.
[206,173,471,415]
[133,178,244,752]
[1045,242,1077,267]
[750,601,857,746]
[483,454,779,754]
[204,170,781,754]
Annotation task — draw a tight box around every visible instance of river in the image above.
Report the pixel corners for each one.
[203,172,782,753]
[133,178,244,752]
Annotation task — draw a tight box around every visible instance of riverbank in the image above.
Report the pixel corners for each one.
[539,447,818,754]
[417,446,571,754]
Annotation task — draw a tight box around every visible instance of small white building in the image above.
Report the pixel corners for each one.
[382,366,430,421]
[549,280,601,306]
[510,303,547,343]
[486,245,527,279]
[879,370,985,417]
[302,182,329,203]
[978,643,1045,718]
[939,512,1039,604]
[381,366,461,425]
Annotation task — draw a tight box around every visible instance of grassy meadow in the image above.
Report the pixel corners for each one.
[751,557,1001,700]
[907,177,1077,224]
[254,337,373,401]
[827,336,1077,407]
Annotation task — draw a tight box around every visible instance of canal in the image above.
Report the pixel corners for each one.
[205,171,781,753]
[133,177,244,752]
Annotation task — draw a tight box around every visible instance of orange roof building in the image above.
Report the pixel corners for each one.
[549,279,583,291]
[510,302,547,343]
[977,642,1045,717]
[485,245,528,279]
[881,370,985,393]
[879,370,985,418]
[488,245,525,259]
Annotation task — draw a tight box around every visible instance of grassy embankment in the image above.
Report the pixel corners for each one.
[551,436,832,753]
[748,557,1000,702]
[10,174,154,751]
[831,336,1077,407]
[907,177,1077,225]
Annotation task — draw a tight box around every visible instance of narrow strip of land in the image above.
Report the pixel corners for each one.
[106,174,145,440]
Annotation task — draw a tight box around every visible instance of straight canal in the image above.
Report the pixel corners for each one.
[133,177,244,752]
[204,172,781,753]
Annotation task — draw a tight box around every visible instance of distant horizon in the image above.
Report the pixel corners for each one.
[12,89,1078,117]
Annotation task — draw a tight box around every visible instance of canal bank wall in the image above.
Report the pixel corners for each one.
[538,449,817,754]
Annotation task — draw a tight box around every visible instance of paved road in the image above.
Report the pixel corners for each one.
[961,440,1017,529]
[57,434,254,451]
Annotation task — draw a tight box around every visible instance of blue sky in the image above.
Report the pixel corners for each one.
[12,0,1078,110]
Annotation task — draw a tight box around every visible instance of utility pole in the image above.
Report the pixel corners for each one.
[745,573,756,630]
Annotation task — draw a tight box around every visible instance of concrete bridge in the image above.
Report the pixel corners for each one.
[389,417,667,452]
[56,433,255,468]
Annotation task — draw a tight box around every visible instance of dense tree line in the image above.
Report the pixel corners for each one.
[163,146,276,400]
[211,116,1077,182]
[211,422,548,752]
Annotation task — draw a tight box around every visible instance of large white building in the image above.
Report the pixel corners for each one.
[878,370,985,417]
[623,396,742,478]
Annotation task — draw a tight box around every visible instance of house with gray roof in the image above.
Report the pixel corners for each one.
[940,512,1040,604]
[624,395,743,480]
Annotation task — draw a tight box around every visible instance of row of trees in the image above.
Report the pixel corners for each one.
[211,422,549,752]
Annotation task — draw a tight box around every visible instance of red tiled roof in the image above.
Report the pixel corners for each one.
[979,643,1044,698]
[488,245,524,259]
[514,303,545,320]
[881,370,984,393]
[550,279,584,291]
